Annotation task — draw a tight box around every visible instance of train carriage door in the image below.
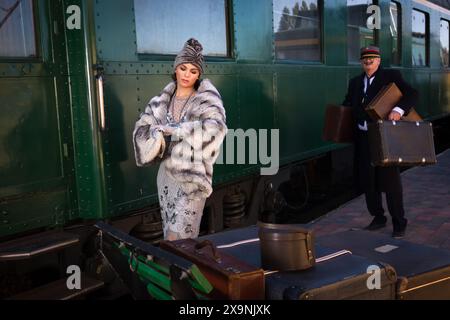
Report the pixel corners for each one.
[0,0,76,237]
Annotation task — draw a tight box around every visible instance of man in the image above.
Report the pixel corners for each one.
[342,46,419,238]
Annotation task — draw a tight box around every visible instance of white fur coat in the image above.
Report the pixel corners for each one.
[133,79,227,200]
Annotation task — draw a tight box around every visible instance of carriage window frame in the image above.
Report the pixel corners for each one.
[0,0,40,61]
[272,0,324,64]
[411,9,429,68]
[440,19,449,68]
[133,0,233,61]
[390,1,402,66]
[347,0,379,64]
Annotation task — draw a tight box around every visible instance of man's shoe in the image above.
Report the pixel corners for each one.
[392,229,406,239]
[364,217,387,231]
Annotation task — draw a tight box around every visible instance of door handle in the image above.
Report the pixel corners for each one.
[95,64,106,131]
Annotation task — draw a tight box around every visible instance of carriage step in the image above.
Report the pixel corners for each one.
[0,231,79,261]
[10,273,104,300]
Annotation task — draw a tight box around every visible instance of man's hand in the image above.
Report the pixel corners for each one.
[388,111,402,121]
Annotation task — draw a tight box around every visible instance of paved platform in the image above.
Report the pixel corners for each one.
[309,149,450,250]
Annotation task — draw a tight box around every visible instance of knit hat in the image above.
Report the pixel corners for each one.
[360,46,381,59]
[173,38,204,74]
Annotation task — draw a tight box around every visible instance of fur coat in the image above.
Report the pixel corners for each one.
[133,79,227,200]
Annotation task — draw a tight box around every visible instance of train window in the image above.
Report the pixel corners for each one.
[134,0,229,57]
[440,19,449,67]
[273,0,322,62]
[0,0,37,58]
[412,9,428,67]
[390,2,401,65]
[347,0,377,63]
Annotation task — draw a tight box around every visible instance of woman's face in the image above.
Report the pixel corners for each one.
[175,63,200,89]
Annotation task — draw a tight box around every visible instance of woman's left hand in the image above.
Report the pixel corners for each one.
[153,124,176,136]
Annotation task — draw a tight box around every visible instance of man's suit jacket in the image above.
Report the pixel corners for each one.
[342,67,419,127]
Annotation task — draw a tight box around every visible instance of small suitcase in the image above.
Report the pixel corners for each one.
[200,226,397,300]
[365,82,422,122]
[366,82,422,121]
[160,238,265,300]
[403,108,422,122]
[366,82,402,120]
[368,120,436,166]
[317,230,450,300]
[322,104,354,143]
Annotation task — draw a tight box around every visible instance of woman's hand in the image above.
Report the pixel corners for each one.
[153,124,177,136]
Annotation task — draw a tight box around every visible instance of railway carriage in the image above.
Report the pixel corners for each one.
[1,0,449,299]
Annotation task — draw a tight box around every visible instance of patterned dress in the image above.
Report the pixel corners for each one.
[157,95,206,239]
[157,161,206,239]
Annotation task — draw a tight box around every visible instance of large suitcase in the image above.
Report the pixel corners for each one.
[365,82,422,122]
[322,104,354,143]
[200,226,397,300]
[368,120,436,166]
[318,230,450,300]
[160,238,265,300]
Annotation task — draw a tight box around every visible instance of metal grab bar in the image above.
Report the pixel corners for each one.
[95,69,106,131]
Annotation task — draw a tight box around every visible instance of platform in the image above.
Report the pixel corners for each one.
[309,148,450,250]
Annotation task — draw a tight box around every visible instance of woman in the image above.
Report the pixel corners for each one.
[133,38,227,240]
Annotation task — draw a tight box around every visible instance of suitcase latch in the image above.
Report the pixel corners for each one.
[225,266,241,274]
[398,158,403,163]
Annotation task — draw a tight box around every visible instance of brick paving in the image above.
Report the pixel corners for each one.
[309,149,450,250]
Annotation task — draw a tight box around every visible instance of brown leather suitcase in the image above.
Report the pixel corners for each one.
[402,108,422,122]
[368,120,437,166]
[365,82,422,121]
[160,239,265,300]
[258,222,315,271]
[322,104,354,143]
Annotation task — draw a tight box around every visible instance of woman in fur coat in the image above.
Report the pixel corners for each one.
[133,38,227,240]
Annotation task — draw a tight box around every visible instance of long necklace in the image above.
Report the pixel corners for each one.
[168,91,194,124]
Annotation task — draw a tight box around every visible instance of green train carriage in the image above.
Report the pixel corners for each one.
[0,0,449,288]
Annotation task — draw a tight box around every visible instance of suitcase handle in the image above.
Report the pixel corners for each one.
[194,240,221,263]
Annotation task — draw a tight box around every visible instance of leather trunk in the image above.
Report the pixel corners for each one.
[368,120,436,166]
[318,230,450,300]
[322,104,354,143]
[365,82,422,122]
[160,238,265,300]
[200,226,397,300]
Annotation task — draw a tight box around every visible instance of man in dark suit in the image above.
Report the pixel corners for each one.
[342,46,419,238]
